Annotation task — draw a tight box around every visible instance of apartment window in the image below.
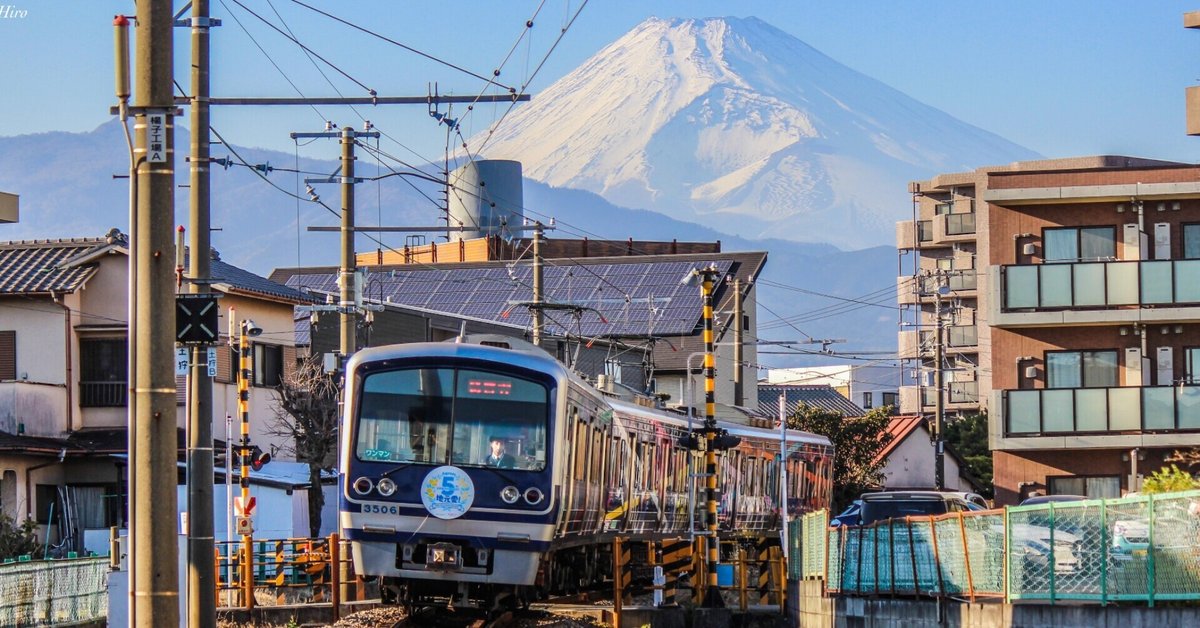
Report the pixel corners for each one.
[1186,347,1200,383]
[0,330,14,380]
[80,338,127,407]
[1184,224,1200,259]
[881,392,898,409]
[1044,226,1116,262]
[1049,476,1120,499]
[253,343,283,387]
[862,392,873,409]
[1046,350,1118,388]
[934,202,953,215]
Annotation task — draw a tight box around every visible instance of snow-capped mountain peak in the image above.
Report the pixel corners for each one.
[475,16,1039,247]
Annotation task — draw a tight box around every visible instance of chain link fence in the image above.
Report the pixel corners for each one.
[0,556,108,626]
[787,490,1200,606]
[1007,489,1200,604]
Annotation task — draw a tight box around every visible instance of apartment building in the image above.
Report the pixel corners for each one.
[986,159,1200,504]
[901,156,1200,505]
[897,170,988,419]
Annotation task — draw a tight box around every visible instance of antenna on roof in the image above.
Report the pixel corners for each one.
[455,320,468,343]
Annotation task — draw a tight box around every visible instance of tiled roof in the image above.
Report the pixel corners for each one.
[872,415,927,465]
[758,384,866,417]
[0,236,112,294]
[210,256,311,304]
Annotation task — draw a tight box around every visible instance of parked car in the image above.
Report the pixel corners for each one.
[829,500,862,527]
[1019,494,1087,506]
[857,491,973,525]
[946,491,990,509]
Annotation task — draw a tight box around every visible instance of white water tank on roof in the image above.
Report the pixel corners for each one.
[447,160,523,242]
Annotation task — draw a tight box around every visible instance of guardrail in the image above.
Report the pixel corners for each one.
[0,556,108,626]
[786,489,1200,606]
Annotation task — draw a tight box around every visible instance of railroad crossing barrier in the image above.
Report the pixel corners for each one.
[216,532,365,615]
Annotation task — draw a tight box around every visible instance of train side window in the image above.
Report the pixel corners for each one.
[573,422,588,481]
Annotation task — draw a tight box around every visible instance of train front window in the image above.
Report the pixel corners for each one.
[356,367,549,471]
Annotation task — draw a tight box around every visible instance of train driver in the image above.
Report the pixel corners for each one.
[485,436,516,469]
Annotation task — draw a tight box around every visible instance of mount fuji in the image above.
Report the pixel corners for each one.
[476,16,1040,248]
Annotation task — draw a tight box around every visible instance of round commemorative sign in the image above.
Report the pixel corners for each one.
[420,466,475,519]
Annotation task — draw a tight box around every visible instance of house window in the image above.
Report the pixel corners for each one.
[882,392,898,408]
[1044,226,1116,262]
[861,392,873,409]
[1184,224,1200,259]
[1046,350,1118,389]
[253,343,283,387]
[80,338,127,407]
[1048,476,1120,499]
[0,330,14,380]
[35,484,59,525]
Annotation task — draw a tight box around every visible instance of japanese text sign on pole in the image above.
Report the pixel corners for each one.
[175,348,189,376]
[147,112,167,163]
[207,347,217,378]
[175,294,220,344]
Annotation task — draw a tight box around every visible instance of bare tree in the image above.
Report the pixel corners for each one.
[270,355,340,538]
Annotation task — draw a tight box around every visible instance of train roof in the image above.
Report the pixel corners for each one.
[606,398,832,449]
[345,340,570,379]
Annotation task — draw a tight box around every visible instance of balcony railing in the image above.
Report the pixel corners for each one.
[1002,259,1200,311]
[921,381,980,406]
[944,213,976,236]
[917,270,977,294]
[1004,385,1200,435]
[916,325,978,350]
[80,381,126,407]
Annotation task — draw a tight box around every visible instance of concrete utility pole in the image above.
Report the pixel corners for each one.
[933,274,948,491]
[186,0,216,624]
[132,0,179,624]
[340,127,357,360]
[733,278,743,406]
[532,221,544,347]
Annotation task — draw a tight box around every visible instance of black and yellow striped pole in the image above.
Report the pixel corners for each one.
[236,316,253,609]
[699,265,723,608]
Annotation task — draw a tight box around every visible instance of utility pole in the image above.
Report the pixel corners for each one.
[732,278,743,406]
[933,273,948,491]
[532,221,544,347]
[132,0,179,624]
[340,127,357,360]
[186,1,216,624]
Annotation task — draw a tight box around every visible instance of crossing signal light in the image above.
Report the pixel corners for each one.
[248,445,272,471]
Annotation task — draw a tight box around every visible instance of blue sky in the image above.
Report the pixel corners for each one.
[2,1,1200,164]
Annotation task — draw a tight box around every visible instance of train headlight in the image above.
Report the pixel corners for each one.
[500,486,521,504]
[376,477,397,497]
[524,487,544,505]
[352,477,374,495]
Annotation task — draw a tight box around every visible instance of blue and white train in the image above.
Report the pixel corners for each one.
[339,336,833,608]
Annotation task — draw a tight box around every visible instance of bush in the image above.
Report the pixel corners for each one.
[0,513,41,561]
[1141,464,1200,494]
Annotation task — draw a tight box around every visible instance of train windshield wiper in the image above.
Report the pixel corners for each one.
[380,462,414,478]
[477,465,519,486]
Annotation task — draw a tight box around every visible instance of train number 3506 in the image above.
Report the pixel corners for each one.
[363,504,400,515]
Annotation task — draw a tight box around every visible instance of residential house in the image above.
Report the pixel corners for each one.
[0,231,307,546]
[766,365,902,413]
[873,416,979,493]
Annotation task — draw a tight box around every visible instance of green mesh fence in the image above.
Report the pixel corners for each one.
[0,557,109,626]
[797,490,1200,605]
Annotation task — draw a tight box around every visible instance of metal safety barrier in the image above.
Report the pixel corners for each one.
[0,556,108,626]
